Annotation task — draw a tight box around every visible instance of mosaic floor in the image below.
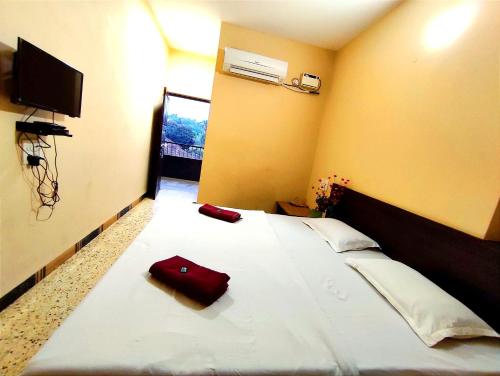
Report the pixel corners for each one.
[0,198,155,376]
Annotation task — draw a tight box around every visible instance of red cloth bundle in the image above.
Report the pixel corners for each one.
[199,203,241,223]
[149,256,230,306]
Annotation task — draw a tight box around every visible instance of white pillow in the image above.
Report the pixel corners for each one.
[345,258,499,346]
[302,218,379,252]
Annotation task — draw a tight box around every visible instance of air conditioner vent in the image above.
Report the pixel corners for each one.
[223,47,288,85]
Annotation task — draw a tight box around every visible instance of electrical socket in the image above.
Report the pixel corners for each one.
[21,141,42,165]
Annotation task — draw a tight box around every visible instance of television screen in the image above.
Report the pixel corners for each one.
[12,38,83,118]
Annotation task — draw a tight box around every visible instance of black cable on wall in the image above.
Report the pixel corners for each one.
[17,109,61,220]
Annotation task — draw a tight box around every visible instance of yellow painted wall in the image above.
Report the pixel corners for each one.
[308,0,500,239]
[0,0,169,296]
[167,49,215,100]
[198,23,335,212]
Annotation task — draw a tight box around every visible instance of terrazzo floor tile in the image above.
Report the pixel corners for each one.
[0,198,154,376]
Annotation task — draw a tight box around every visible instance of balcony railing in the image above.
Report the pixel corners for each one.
[161,141,204,160]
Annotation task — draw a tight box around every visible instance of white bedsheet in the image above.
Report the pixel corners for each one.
[267,214,500,375]
[23,206,354,376]
[22,204,500,375]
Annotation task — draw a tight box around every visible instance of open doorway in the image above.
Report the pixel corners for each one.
[160,92,210,182]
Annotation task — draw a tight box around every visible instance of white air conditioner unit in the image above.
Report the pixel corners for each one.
[222,47,288,85]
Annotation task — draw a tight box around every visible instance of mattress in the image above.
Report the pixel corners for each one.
[267,214,500,375]
[22,203,500,375]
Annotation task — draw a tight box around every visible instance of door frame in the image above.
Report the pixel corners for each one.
[167,91,211,104]
[146,90,212,198]
[145,87,168,199]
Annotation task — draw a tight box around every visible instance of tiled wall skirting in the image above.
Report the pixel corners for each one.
[0,196,143,312]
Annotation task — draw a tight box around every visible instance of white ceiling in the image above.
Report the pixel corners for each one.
[149,0,400,57]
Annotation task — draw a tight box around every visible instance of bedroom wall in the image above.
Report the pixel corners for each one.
[166,49,216,100]
[0,1,169,296]
[198,23,335,212]
[307,0,500,239]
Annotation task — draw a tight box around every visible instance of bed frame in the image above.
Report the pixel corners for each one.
[330,187,500,331]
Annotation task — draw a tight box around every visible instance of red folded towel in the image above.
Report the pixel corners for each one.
[199,203,241,223]
[149,256,230,306]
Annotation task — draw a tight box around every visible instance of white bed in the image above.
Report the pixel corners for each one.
[23,203,500,375]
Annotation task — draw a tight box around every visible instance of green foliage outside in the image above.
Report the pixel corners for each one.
[162,113,207,148]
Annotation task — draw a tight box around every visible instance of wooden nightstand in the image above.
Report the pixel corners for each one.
[276,201,312,217]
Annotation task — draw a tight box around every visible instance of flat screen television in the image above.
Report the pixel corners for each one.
[12,38,83,118]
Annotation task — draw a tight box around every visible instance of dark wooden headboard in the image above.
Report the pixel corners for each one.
[331,187,500,331]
